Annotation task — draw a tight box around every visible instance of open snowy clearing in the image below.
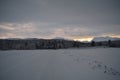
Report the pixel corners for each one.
[0,48,120,80]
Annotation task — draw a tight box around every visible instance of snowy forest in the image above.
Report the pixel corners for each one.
[0,38,120,50]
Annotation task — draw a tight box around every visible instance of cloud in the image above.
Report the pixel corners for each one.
[0,0,120,39]
[0,22,120,39]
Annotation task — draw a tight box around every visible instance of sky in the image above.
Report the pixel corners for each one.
[0,0,120,41]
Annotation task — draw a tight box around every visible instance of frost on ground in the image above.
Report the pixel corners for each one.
[0,48,120,80]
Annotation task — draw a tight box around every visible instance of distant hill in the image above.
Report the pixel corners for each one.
[92,36,120,42]
[53,37,65,40]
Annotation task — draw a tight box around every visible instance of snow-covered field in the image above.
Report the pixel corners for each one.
[0,48,120,80]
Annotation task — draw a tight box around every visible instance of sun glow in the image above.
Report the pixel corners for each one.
[73,38,93,42]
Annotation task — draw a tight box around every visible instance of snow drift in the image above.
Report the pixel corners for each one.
[0,48,120,80]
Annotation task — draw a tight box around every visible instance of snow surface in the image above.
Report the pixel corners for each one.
[0,48,120,80]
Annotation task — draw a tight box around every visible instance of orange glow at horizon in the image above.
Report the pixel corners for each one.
[73,38,93,42]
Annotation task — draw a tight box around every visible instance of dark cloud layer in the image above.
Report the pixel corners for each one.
[0,0,120,40]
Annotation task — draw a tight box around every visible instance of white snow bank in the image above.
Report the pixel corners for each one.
[0,48,120,80]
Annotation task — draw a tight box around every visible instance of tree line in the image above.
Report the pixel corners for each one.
[0,39,120,50]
